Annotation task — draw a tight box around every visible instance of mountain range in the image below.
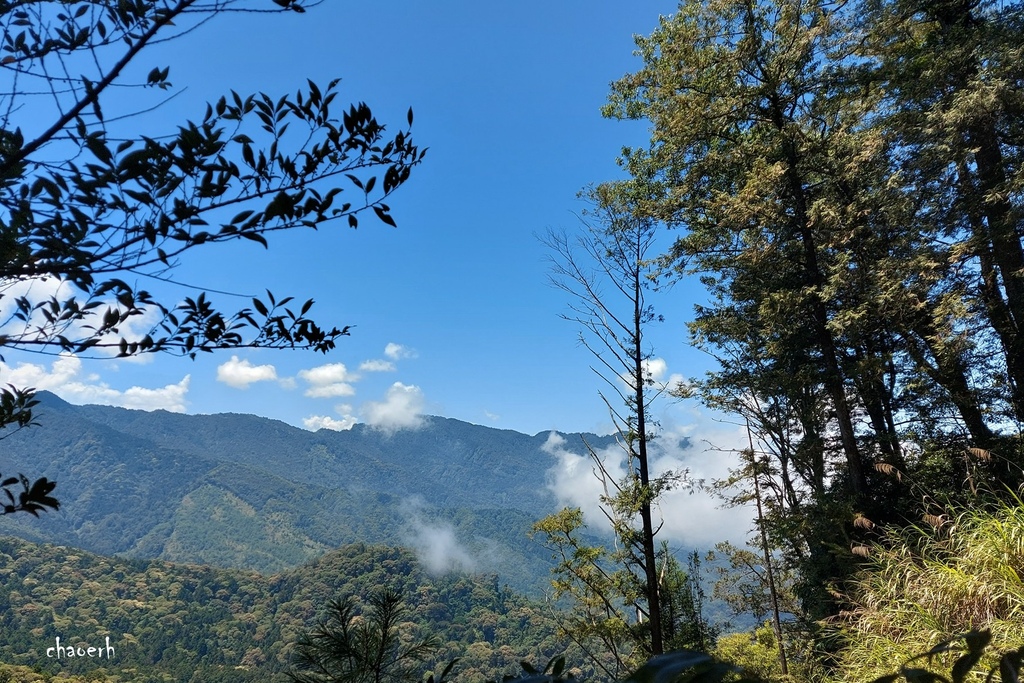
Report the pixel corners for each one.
[1,392,621,594]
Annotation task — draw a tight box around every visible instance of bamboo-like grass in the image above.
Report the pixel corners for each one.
[833,499,1024,682]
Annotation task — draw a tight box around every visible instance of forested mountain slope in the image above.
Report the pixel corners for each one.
[1,392,619,593]
[0,538,570,683]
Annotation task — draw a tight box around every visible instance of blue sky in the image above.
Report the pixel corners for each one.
[1,1,763,548]
[3,1,727,440]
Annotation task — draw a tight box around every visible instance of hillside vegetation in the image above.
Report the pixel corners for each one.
[0,538,573,683]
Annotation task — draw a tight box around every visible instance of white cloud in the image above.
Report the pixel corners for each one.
[484,410,500,422]
[0,354,190,412]
[298,362,358,398]
[644,357,668,382]
[384,343,416,360]
[359,359,396,372]
[0,278,72,339]
[542,431,616,527]
[543,409,754,548]
[304,383,356,398]
[401,498,476,575]
[361,382,425,433]
[541,431,567,454]
[216,355,278,389]
[1,353,83,388]
[302,401,358,432]
[73,376,191,412]
[303,414,357,431]
[299,362,357,385]
[666,373,687,394]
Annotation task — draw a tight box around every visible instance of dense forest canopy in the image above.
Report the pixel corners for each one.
[0,539,577,683]
[602,0,1024,622]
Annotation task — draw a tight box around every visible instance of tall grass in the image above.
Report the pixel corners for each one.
[833,498,1024,681]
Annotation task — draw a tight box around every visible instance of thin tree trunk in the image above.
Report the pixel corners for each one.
[634,251,664,656]
[748,425,788,678]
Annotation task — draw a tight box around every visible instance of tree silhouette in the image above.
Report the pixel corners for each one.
[289,589,438,683]
[0,0,425,513]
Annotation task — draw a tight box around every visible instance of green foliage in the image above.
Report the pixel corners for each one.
[0,538,571,683]
[622,649,757,683]
[531,512,717,680]
[489,655,574,683]
[859,629,1024,683]
[544,184,703,661]
[603,0,1024,627]
[498,632,1024,683]
[833,498,1024,682]
[288,588,439,683]
[713,623,820,683]
[531,507,642,677]
[708,543,798,628]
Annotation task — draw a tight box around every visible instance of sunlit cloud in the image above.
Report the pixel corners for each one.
[298,362,358,398]
[73,376,191,413]
[0,354,190,412]
[216,355,278,389]
[644,357,668,382]
[303,414,357,431]
[305,384,356,398]
[302,402,358,432]
[362,381,425,433]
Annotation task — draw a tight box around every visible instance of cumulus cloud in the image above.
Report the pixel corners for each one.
[303,403,358,432]
[543,410,754,548]
[361,382,425,433]
[401,498,477,575]
[303,414,357,431]
[644,357,668,382]
[1,353,82,389]
[298,362,358,398]
[216,355,278,389]
[359,359,396,373]
[0,354,190,412]
[384,343,416,360]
